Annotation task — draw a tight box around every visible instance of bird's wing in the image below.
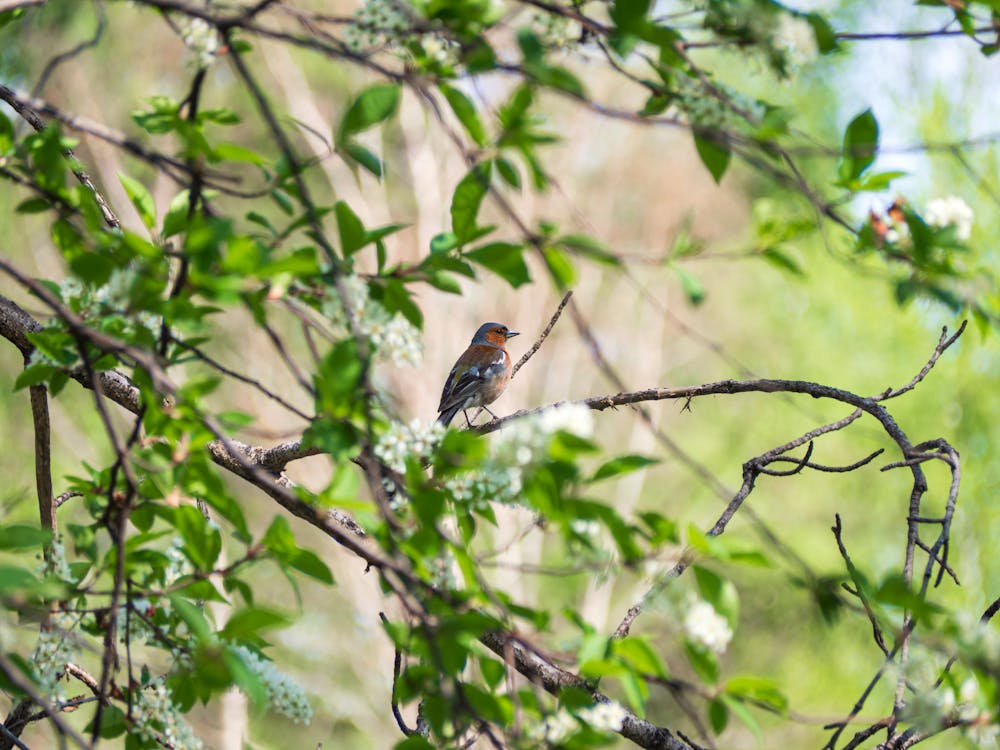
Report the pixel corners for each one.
[437,345,506,413]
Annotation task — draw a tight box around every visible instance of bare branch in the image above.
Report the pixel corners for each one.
[510,291,572,379]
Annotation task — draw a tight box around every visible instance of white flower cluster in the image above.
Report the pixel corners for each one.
[579,700,628,732]
[926,195,974,241]
[419,35,461,65]
[29,614,77,698]
[673,75,766,129]
[532,11,583,49]
[344,0,410,50]
[58,271,161,340]
[967,721,1000,747]
[774,14,817,68]
[232,645,313,724]
[344,0,462,66]
[447,403,593,507]
[493,402,594,465]
[38,540,72,581]
[117,598,158,645]
[445,465,523,507]
[181,17,222,70]
[531,701,628,743]
[533,708,578,743]
[164,537,189,584]
[133,680,204,750]
[683,598,733,655]
[375,418,445,473]
[324,275,422,368]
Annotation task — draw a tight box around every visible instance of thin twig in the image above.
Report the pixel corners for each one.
[510,291,572,379]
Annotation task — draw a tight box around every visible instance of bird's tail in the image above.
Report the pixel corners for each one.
[437,404,462,427]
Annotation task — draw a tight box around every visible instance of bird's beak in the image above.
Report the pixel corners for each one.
[507,330,520,338]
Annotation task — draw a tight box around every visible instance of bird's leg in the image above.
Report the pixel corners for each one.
[482,406,499,421]
[462,409,473,428]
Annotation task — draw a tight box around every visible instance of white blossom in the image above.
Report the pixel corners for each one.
[967,721,1000,747]
[164,537,188,584]
[38,540,72,581]
[445,404,594,508]
[683,599,733,655]
[530,701,628,743]
[133,680,204,750]
[532,11,582,49]
[775,14,818,67]
[29,614,77,698]
[232,645,313,724]
[323,275,423,367]
[578,700,628,732]
[531,709,578,743]
[375,419,445,473]
[925,196,974,241]
[956,677,983,722]
[181,17,221,70]
[445,465,523,507]
[537,402,594,438]
[570,519,600,538]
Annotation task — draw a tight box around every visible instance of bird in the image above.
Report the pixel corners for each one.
[437,322,520,427]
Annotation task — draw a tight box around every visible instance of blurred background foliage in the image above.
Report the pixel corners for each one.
[0,0,998,749]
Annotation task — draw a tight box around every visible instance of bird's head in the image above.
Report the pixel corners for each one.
[472,322,520,347]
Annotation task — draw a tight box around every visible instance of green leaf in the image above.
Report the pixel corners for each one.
[451,161,492,242]
[479,656,506,690]
[338,84,401,142]
[335,200,366,256]
[199,108,240,126]
[760,247,804,276]
[262,516,334,584]
[613,636,668,678]
[440,83,487,146]
[675,266,706,305]
[805,12,839,53]
[0,525,52,551]
[314,339,364,418]
[838,109,879,183]
[708,698,728,734]
[0,10,25,31]
[162,190,191,238]
[855,170,906,192]
[465,242,531,287]
[638,512,678,545]
[118,172,156,229]
[16,197,51,214]
[342,141,383,177]
[694,133,731,183]
[591,455,659,481]
[725,675,788,714]
[169,594,213,640]
[88,704,127,739]
[684,640,719,684]
[557,233,621,266]
[288,547,335,584]
[14,363,57,390]
[542,246,576,289]
[495,157,521,190]
[395,736,435,750]
[220,607,291,640]
[212,142,267,165]
[611,0,652,34]
[372,278,424,327]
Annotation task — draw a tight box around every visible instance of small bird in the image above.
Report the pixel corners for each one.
[437,322,520,427]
